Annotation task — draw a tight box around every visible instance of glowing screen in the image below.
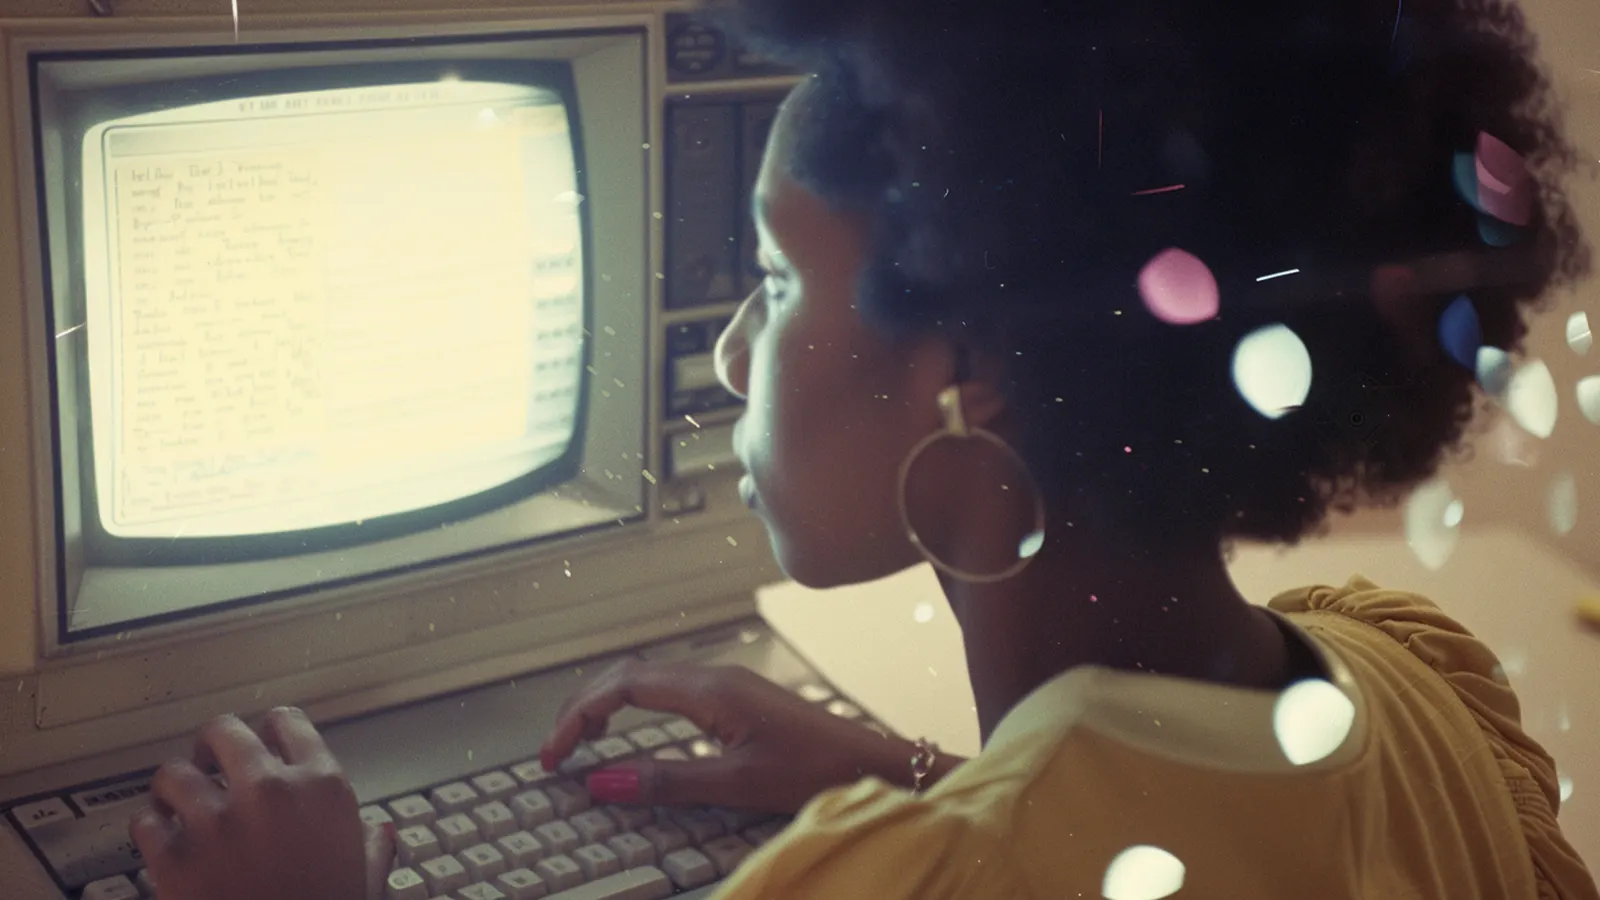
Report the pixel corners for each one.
[80,80,585,538]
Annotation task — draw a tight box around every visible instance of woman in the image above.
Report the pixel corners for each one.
[129,0,1598,897]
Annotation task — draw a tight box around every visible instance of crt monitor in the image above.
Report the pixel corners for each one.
[45,57,615,636]
[0,7,785,791]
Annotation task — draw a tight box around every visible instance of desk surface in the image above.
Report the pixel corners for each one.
[758,528,1600,871]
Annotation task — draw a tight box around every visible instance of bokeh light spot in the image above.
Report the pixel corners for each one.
[1489,417,1541,468]
[1102,845,1186,900]
[1560,771,1574,804]
[1018,529,1046,560]
[1451,152,1482,214]
[1505,360,1558,439]
[912,601,936,624]
[1578,376,1600,425]
[1405,479,1462,570]
[1232,325,1312,419]
[1475,347,1513,396]
[1474,132,1534,226]
[1566,311,1591,356]
[1501,648,1528,678]
[1438,296,1482,369]
[1274,679,1357,765]
[1548,473,1578,536]
[1137,248,1219,325]
[1477,216,1525,248]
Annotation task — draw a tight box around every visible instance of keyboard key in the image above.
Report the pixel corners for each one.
[460,883,509,900]
[542,866,673,900]
[496,831,547,869]
[398,825,443,866]
[510,760,559,786]
[863,721,893,738]
[651,747,689,762]
[360,805,395,829]
[461,843,509,882]
[795,683,833,703]
[624,727,671,751]
[496,867,550,900]
[12,797,76,833]
[741,819,789,847]
[534,854,585,892]
[660,847,716,889]
[543,782,592,818]
[637,822,690,855]
[569,809,618,845]
[385,867,429,900]
[606,805,655,831]
[511,790,556,829]
[533,820,581,855]
[661,720,702,741]
[663,808,725,844]
[711,809,766,833]
[473,771,521,801]
[572,843,622,881]
[557,745,602,777]
[590,737,634,762]
[700,834,753,875]
[48,832,143,887]
[436,814,482,853]
[391,795,439,828]
[82,875,139,900]
[825,699,862,720]
[605,832,656,868]
[687,739,721,759]
[432,782,482,816]
[71,778,153,817]
[473,801,518,841]
[419,855,471,895]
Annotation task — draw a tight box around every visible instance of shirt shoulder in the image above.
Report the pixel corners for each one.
[710,774,1033,900]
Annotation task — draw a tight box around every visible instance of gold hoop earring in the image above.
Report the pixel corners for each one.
[896,386,1047,583]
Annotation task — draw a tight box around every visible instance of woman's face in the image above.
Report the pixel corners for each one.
[714,86,958,588]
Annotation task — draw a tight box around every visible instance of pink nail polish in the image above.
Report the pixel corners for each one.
[587,768,641,804]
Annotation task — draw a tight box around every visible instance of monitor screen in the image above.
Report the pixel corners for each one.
[84,80,586,540]
[32,33,651,638]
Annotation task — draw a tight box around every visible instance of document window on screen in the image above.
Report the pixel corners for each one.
[82,80,586,539]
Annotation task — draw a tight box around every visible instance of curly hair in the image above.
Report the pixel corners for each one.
[714,0,1590,547]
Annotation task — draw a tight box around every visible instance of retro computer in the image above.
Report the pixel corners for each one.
[4,1,1599,898]
[0,2,874,897]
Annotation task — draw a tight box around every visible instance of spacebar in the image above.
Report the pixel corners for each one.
[546,866,676,900]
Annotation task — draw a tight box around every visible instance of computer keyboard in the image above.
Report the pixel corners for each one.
[4,619,894,900]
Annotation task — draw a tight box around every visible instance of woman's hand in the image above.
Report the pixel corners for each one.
[540,661,956,814]
[128,708,394,900]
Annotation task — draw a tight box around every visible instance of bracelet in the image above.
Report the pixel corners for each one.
[910,737,939,795]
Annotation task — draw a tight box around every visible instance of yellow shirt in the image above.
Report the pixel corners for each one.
[713,577,1597,899]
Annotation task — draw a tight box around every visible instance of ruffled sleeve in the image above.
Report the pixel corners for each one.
[710,777,1030,900]
[1271,577,1598,900]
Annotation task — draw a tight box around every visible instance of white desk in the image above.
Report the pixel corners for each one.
[759,528,1600,870]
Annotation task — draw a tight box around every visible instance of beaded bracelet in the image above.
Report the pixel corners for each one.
[910,737,940,795]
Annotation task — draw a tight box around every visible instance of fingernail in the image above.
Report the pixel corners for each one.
[382,822,397,845]
[586,768,641,804]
